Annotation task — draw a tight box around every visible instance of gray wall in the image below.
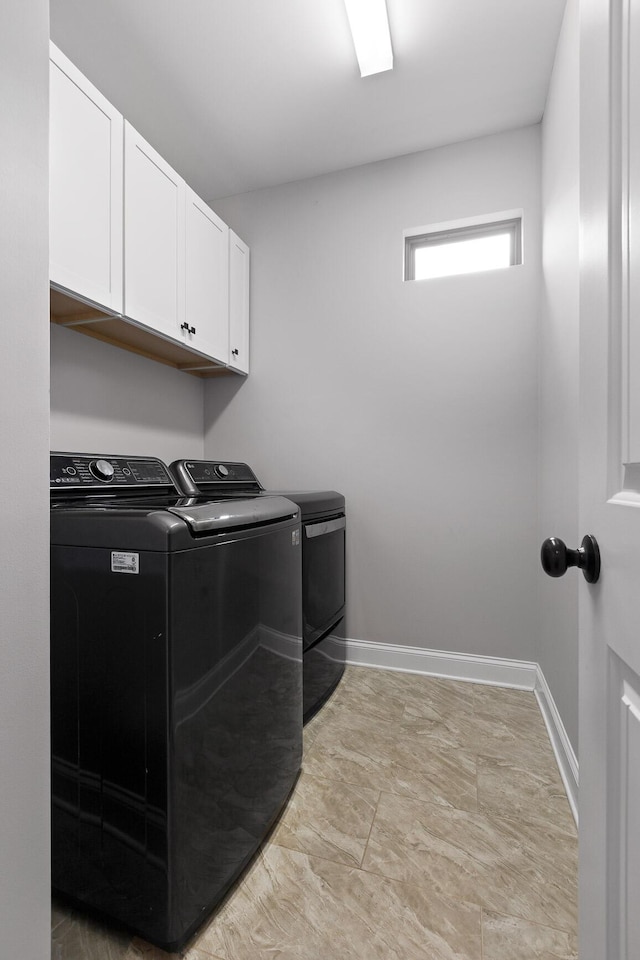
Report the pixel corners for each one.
[0,0,51,954]
[206,126,542,661]
[50,324,205,463]
[538,0,580,752]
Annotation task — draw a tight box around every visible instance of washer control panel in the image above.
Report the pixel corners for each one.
[51,454,174,490]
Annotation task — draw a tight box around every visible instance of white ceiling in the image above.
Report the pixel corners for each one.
[50,0,566,202]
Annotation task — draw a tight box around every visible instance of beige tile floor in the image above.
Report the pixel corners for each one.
[52,667,578,960]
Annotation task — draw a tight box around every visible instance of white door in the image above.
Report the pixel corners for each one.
[184,187,229,363]
[578,0,640,956]
[123,121,185,339]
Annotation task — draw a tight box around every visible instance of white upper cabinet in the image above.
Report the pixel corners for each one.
[183,187,229,364]
[228,231,250,375]
[49,43,123,313]
[123,121,185,339]
[50,49,250,377]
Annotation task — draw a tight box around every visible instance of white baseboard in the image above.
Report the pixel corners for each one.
[345,638,538,689]
[344,637,578,827]
[534,666,579,826]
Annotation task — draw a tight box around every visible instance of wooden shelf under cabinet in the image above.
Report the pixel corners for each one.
[50,288,231,378]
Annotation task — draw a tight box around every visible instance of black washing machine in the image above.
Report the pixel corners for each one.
[169,460,346,721]
[50,452,302,951]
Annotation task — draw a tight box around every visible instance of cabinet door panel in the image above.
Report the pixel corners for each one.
[228,231,250,374]
[49,44,123,312]
[184,189,229,363]
[123,122,185,338]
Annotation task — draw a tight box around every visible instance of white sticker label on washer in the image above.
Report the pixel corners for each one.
[111,551,139,574]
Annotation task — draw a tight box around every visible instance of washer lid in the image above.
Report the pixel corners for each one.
[166,496,298,534]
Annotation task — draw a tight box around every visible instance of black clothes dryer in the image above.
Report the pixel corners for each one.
[169,460,346,720]
[50,452,302,951]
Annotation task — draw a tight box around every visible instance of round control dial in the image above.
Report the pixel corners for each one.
[215,464,230,478]
[89,459,115,482]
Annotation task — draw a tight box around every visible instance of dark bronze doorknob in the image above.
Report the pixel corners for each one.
[540,535,600,583]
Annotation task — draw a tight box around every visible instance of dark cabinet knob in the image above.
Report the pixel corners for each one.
[189,325,196,335]
[232,348,239,357]
[180,322,189,331]
[540,535,601,583]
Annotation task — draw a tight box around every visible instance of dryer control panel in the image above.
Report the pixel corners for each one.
[185,461,259,484]
[50,453,175,491]
[169,459,263,497]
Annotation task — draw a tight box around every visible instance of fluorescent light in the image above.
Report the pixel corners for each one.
[343,0,393,78]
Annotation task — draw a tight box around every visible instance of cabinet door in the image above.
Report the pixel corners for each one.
[123,121,185,339]
[49,43,123,312]
[228,231,250,374]
[183,187,229,363]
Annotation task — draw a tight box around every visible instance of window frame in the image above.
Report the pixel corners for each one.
[404,215,523,282]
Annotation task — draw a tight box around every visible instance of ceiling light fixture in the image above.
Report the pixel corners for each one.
[343,0,393,78]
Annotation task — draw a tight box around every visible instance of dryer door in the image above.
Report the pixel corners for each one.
[302,514,346,648]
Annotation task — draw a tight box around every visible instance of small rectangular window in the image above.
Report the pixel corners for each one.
[404,215,522,281]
